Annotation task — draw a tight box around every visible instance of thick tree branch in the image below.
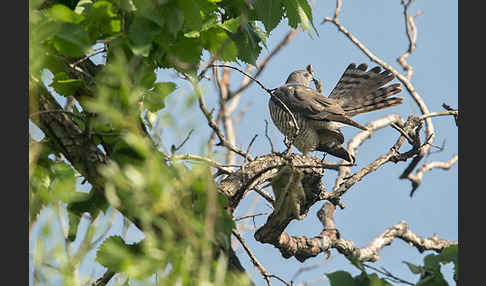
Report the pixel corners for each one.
[253,202,456,262]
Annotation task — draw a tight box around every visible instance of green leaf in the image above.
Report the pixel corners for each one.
[217,17,242,34]
[144,82,177,112]
[164,6,185,37]
[52,22,92,57]
[403,261,426,275]
[47,4,83,23]
[164,37,203,72]
[50,72,83,97]
[365,273,392,286]
[49,162,84,203]
[347,256,366,272]
[296,0,318,35]
[281,0,317,35]
[82,0,121,39]
[253,0,284,33]
[423,254,442,272]
[96,236,140,272]
[201,28,238,62]
[231,24,264,65]
[326,271,356,286]
[96,236,158,279]
[435,245,458,264]
[29,164,51,223]
[177,0,202,31]
[67,189,109,241]
[127,16,159,56]
[436,245,458,281]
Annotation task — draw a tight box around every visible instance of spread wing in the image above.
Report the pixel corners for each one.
[272,84,367,130]
[328,63,403,116]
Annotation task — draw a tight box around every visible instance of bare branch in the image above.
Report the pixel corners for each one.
[398,0,421,80]
[233,229,291,286]
[363,264,415,285]
[210,64,273,94]
[170,129,194,154]
[167,153,237,174]
[418,110,458,121]
[408,155,458,197]
[91,271,116,286]
[335,114,404,189]
[264,120,276,153]
[233,212,270,222]
[191,76,254,162]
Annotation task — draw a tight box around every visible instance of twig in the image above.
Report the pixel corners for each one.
[244,134,258,165]
[335,114,404,190]
[70,47,106,68]
[191,76,254,161]
[233,212,270,221]
[408,155,458,197]
[167,153,237,174]
[363,263,415,285]
[210,64,273,93]
[171,129,194,154]
[253,185,276,205]
[264,120,275,153]
[418,110,458,121]
[398,0,421,80]
[91,271,116,286]
[233,230,292,286]
[442,103,458,126]
[232,229,273,286]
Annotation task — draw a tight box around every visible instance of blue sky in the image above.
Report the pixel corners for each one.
[30,1,457,285]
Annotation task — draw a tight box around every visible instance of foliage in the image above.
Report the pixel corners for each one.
[325,247,458,286]
[403,245,458,285]
[29,0,316,285]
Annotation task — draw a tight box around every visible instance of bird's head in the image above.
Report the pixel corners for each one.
[285,70,316,87]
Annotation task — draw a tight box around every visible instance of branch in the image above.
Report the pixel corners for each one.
[191,76,254,162]
[397,0,421,80]
[91,271,116,286]
[166,153,237,174]
[335,114,404,189]
[29,79,107,190]
[218,153,333,214]
[233,229,291,286]
[408,155,458,197]
[254,201,457,263]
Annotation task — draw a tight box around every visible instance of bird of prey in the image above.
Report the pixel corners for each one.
[268,63,403,163]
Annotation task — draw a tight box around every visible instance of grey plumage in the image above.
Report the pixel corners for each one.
[268,63,403,163]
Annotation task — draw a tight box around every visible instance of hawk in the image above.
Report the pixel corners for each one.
[268,63,403,163]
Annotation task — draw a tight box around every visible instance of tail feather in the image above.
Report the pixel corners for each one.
[344,97,404,117]
[325,114,368,131]
[341,83,403,116]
